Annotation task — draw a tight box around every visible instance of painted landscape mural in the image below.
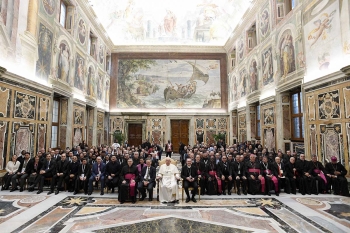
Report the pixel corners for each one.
[117,59,221,109]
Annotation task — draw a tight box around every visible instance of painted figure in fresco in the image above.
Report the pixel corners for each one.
[308,10,336,47]
[262,49,273,85]
[36,25,53,79]
[97,75,103,101]
[164,10,176,35]
[58,42,70,82]
[260,9,270,37]
[249,60,258,92]
[238,39,244,60]
[87,67,95,97]
[105,80,110,104]
[78,19,86,44]
[75,56,84,91]
[239,70,247,97]
[280,33,295,78]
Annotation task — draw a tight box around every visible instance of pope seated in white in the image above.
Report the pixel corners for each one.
[157,157,180,203]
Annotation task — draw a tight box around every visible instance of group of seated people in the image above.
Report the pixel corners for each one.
[1,141,349,205]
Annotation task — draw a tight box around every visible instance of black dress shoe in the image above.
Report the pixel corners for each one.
[37,190,43,194]
[192,197,197,203]
[20,188,23,192]
[55,190,59,195]
[88,192,92,195]
[185,197,190,203]
[84,192,88,195]
[162,201,167,204]
[47,191,53,195]
[10,189,16,192]
[243,192,247,195]
[140,197,145,201]
[222,192,226,195]
[276,192,279,196]
[228,191,231,195]
[120,201,124,204]
[100,192,104,196]
[73,191,77,195]
[28,185,34,190]
[149,198,153,201]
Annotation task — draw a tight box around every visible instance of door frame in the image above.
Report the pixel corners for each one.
[166,116,194,148]
[124,120,147,146]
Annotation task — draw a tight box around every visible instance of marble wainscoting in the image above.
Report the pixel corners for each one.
[0,193,349,233]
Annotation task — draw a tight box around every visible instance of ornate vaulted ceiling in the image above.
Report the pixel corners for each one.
[90,0,252,46]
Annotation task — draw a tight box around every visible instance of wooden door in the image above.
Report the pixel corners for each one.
[171,120,189,153]
[128,124,142,147]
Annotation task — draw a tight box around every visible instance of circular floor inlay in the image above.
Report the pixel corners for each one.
[296,198,322,206]
[20,196,46,203]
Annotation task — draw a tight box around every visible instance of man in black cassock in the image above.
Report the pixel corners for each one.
[119,158,139,204]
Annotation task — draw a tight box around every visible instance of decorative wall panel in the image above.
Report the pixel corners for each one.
[14,92,36,119]
[310,124,317,156]
[206,119,217,129]
[232,112,237,138]
[38,98,49,121]
[59,126,67,149]
[250,112,256,139]
[320,124,343,163]
[12,123,35,157]
[97,112,104,129]
[264,128,275,152]
[263,107,274,125]
[73,128,83,147]
[307,95,316,121]
[282,105,291,139]
[0,121,8,170]
[196,119,204,129]
[0,87,11,117]
[318,90,340,120]
[217,118,227,130]
[37,124,46,151]
[206,130,216,145]
[60,99,68,125]
[344,87,350,118]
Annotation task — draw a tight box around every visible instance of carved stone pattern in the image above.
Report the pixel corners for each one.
[60,99,68,125]
[282,95,290,103]
[152,130,161,145]
[37,124,46,152]
[73,107,84,125]
[196,119,204,129]
[39,98,49,121]
[59,126,67,149]
[217,118,227,130]
[263,107,274,125]
[151,119,162,130]
[239,129,246,143]
[343,87,350,118]
[13,124,34,158]
[321,125,341,163]
[250,113,256,138]
[97,112,104,129]
[0,121,8,170]
[239,114,246,128]
[206,130,216,145]
[318,90,340,120]
[88,109,94,127]
[111,117,123,131]
[307,95,316,121]
[0,87,11,117]
[310,125,317,156]
[206,119,216,129]
[264,128,275,152]
[14,92,36,119]
[232,116,237,137]
[282,105,291,139]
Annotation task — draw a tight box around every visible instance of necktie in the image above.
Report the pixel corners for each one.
[146,167,150,180]
[48,161,50,169]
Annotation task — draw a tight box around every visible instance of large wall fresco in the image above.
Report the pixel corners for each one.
[90,0,251,45]
[303,0,343,81]
[35,23,53,81]
[117,59,221,109]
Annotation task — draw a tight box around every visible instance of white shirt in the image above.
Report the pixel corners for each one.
[6,161,20,173]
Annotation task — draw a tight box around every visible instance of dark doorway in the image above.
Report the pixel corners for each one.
[171,120,189,153]
[128,124,142,147]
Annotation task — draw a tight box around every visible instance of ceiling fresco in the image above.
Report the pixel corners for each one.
[90,0,252,46]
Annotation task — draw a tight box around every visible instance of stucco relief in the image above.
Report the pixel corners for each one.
[206,119,216,129]
[196,118,204,129]
[263,107,274,125]
[238,114,246,128]
[39,98,49,121]
[343,87,350,118]
[310,124,317,156]
[218,118,227,130]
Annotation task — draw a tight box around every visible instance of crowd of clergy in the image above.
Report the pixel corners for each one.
[1,139,349,204]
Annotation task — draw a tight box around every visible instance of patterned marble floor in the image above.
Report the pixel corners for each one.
[0,191,349,233]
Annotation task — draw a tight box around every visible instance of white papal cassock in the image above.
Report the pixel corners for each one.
[158,163,180,202]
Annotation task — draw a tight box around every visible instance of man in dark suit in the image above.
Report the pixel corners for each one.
[88,156,106,195]
[218,155,233,195]
[232,155,247,195]
[138,159,156,201]
[49,153,70,195]
[29,154,56,194]
[181,158,198,203]
[66,155,79,192]
[74,158,91,195]
[106,155,121,193]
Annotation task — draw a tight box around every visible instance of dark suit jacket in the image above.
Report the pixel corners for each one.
[232,161,246,177]
[78,163,91,178]
[106,161,121,177]
[56,159,70,176]
[218,161,232,176]
[139,166,156,185]
[273,162,286,177]
[18,159,30,174]
[91,162,106,178]
[285,162,297,179]
[41,159,57,176]
[193,161,206,175]
[69,162,80,176]
[181,165,198,180]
